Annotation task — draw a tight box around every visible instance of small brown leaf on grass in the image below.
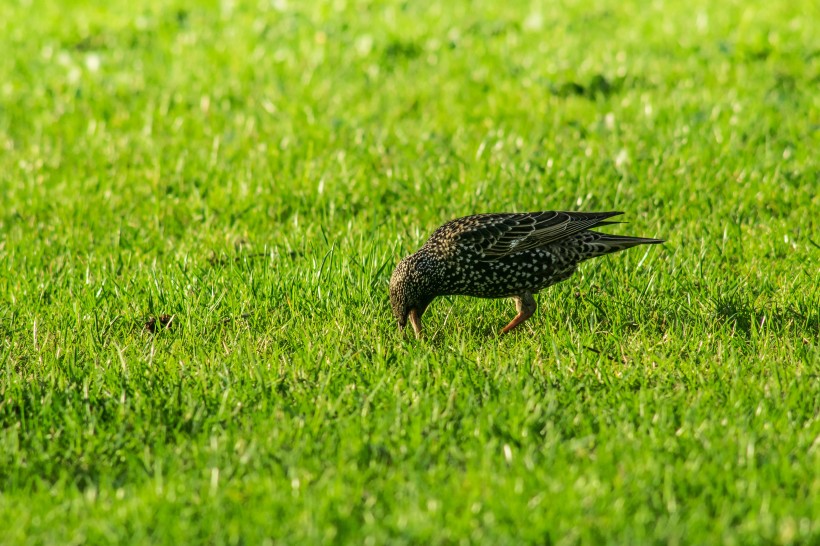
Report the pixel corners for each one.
[145,314,174,333]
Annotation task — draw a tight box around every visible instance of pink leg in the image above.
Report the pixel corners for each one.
[500,293,537,335]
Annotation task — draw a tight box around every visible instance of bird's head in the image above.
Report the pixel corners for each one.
[389,252,436,337]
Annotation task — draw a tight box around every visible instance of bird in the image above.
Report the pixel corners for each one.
[389,210,663,337]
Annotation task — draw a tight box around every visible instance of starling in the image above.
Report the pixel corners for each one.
[389,211,663,337]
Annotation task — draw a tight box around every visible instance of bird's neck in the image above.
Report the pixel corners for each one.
[410,247,446,295]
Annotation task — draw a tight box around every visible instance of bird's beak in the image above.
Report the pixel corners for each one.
[408,308,423,338]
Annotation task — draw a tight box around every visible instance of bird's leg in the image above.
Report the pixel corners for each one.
[500,292,537,335]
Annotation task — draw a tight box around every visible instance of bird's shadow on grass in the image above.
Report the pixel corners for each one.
[429,298,511,341]
[711,291,818,339]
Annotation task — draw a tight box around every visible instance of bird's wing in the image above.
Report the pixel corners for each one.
[442,211,624,259]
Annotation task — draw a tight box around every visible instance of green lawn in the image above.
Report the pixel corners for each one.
[1,0,819,543]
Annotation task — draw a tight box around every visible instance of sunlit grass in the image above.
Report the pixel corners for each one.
[0,0,818,544]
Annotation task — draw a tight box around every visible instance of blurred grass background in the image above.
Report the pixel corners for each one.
[0,0,818,544]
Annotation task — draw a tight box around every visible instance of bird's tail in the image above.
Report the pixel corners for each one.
[580,232,664,260]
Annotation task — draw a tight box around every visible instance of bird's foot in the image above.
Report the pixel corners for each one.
[499,293,537,335]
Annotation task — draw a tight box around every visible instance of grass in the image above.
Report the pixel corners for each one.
[1,0,819,543]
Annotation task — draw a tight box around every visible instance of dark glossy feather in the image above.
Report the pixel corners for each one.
[428,211,624,259]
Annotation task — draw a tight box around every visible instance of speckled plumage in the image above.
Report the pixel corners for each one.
[389,211,663,336]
